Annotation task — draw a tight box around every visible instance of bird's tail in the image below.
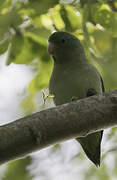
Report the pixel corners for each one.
[77,131,103,167]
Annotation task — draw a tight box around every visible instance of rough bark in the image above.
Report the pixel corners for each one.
[0,90,117,164]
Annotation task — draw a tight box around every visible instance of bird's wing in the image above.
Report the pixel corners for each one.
[77,74,105,167]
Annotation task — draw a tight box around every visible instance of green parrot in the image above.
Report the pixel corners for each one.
[48,31,104,167]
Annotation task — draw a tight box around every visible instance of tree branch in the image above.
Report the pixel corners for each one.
[0,90,117,164]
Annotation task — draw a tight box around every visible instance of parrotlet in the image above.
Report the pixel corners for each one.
[48,31,104,167]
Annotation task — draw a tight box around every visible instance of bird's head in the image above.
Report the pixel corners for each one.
[48,31,85,64]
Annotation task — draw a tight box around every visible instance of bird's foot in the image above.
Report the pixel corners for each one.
[42,91,55,104]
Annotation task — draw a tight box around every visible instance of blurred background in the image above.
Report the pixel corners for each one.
[0,0,117,179]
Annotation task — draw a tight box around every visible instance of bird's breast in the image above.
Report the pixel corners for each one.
[49,64,102,106]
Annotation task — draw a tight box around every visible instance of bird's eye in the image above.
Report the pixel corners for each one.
[61,38,65,43]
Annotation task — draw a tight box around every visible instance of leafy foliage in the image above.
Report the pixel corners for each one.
[1,0,117,94]
[1,0,117,179]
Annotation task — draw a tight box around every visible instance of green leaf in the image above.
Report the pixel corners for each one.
[24,27,51,63]
[25,27,50,46]
[0,0,12,12]
[51,5,65,30]
[33,14,52,30]
[7,32,24,65]
[9,37,36,65]
[60,5,82,32]
[0,8,22,41]
[95,4,112,29]
[27,0,59,16]
[0,37,9,55]
[7,27,50,65]
[3,157,33,180]
[29,59,53,94]
[88,3,101,23]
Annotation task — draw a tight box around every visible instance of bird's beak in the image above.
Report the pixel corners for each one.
[48,41,54,55]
